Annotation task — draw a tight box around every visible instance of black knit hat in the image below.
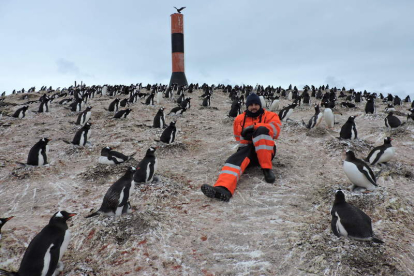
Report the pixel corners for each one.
[246,93,262,108]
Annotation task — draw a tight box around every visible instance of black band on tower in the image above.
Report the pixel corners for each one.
[171,33,184,53]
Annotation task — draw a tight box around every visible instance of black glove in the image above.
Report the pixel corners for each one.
[241,125,255,140]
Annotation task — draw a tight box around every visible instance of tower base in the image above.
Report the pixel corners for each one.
[169,72,188,87]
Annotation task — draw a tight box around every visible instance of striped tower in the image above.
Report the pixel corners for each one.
[169,13,188,86]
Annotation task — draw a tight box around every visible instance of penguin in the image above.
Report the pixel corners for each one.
[143,92,155,105]
[202,95,211,107]
[340,102,356,108]
[58,98,72,105]
[228,100,241,117]
[278,103,297,122]
[343,150,377,191]
[71,122,92,146]
[114,109,132,119]
[364,96,375,114]
[331,189,383,243]
[168,106,187,116]
[180,97,191,109]
[69,99,82,112]
[340,116,357,139]
[98,147,136,165]
[0,211,76,276]
[38,97,50,113]
[407,108,414,122]
[365,137,395,165]
[177,93,185,104]
[108,98,120,113]
[385,103,395,112]
[156,91,163,105]
[134,147,157,183]
[0,216,14,240]
[269,97,280,111]
[153,107,166,128]
[306,104,323,129]
[75,106,92,125]
[384,112,401,128]
[27,138,51,166]
[86,167,136,217]
[259,96,266,108]
[119,98,129,107]
[160,121,177,144]
[12,106,29,118]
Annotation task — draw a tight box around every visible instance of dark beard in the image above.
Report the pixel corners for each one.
[245,108,264,118]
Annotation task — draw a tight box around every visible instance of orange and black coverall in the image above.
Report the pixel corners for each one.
[213,109,282,194]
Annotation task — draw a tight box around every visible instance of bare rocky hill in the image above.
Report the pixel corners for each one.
[1,88,413,276]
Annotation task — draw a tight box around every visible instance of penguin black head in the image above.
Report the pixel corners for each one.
[101,146,112,155]
[146,147,157,156]
[128,166,137,173]
[345,150,356,161]
[40,138,51,144]
[84,122,92,128]
[388,112,394,116]
[334,189,346,204]
[0,216,14,229]
[347,116,356,122]
[384,137,392,144]
[169,121,176,126]
[86,106,92,111]
[50,211,76,223]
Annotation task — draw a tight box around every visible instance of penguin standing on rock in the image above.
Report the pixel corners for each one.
[365,137,395,165]
[86,166,136,217]
[340,116,357,139]
[134,147,157,183]
[114,109,132,119]
[331,189,383,243]
[27,138,51,166]
[71,122,92,146]
[12,106,29,118]
[0,216,14,240]
[385,112,402,128]
[343,150,377,191]
[76,106,92,125]
[0,211,76,276]
[98,147,136,165]
[153,107,166,128]
[160,121,177,144]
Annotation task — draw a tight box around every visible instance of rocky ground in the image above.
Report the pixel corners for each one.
[0,88,413,276]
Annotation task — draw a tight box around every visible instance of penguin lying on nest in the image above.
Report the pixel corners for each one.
[331,189,383,243]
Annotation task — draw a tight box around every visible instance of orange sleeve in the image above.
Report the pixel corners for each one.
[233,114,243,142]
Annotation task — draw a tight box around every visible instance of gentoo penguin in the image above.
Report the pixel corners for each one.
[259,96,266,108]
[156,91,163,105]
[58,98,73,105]
[343,150,377,191]
[0,211,76,276]
[38,97,50,113]
[120,98,129,107]
[385,103,395,112]
[228,100,241,117]
[134,147,157,183]
[180,97,191,109]
[0,216,14,240]
[365,137,395,165]
[340,102,356,108]
[160,121,177,144]
[12,106,29,118]
[72,122,92,146]
[340,116,357,139]
[384,112,402,128]
[143,92,155,105]
[98,147,136,165]
[27,138,51,166]
[86,166,136,217]
[407,108,414,122]
[202,95,211,107]
[69,99,82,112]
[153,107,166,128]
[364,96,375,114]
[269,97,280,111]
[323,108,335,128]
[168,106,187,116]
[306,104,323,129]
[114,109,132,119]
[177,93,185,104]
[331,189,383,243]
[278,103,297,122]
[76,106,92,125]
[108,98,120,113]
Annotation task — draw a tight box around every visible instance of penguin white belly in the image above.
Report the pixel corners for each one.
[343,161,376,190]
[335,212,348,237]
[284,109,293,121]
[169,131,175,143]
[84,112,91,124]
[98,156,115,165]
[315,113,323,127]
[115,188,125,216]
[288,92,293,100]
[270,100,279,111]
[59,230,71,261]
[42,244,54,276]
[38,150,45,165]
[19,112,24,119]
[351,127,357,139]
[324,109,334,128]
[377,147,395,163]
[79,133,85,146]
[146,163,151,182]
[87,130,91,142]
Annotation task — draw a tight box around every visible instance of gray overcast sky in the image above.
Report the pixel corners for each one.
[1,0,413,98]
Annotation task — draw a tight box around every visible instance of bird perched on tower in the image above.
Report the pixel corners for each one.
[174,6,186,13]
